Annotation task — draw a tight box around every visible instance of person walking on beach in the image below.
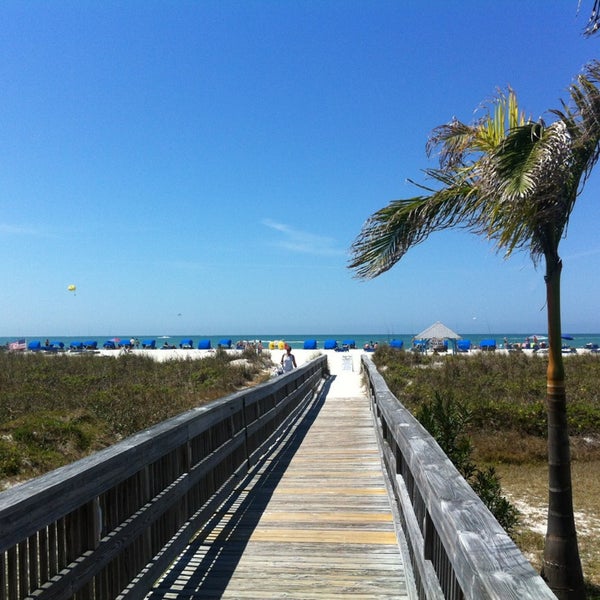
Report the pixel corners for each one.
[280,345,297,373]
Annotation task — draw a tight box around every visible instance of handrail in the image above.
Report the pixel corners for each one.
[0,355,327,600]
[361,354,556,600]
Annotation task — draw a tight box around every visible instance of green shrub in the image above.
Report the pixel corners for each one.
[12,412,93,451]
[471,466,520,536]
[415,391,519,535]
[2,410,102,476]
[417,391,475,477]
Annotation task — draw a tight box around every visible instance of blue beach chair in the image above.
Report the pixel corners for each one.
[42,341,64,352]
[457,340,471,352]
[303,339,317,349]
[197,339,212,350]
[479,339,496,351]
[324,339,338,350]
[39,341,54,352]
[412,339,427,352]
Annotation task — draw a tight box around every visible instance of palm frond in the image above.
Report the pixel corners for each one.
[556,62,600,189]
[581,0,600,36]
[491,123,544,199]
[349,196,428,279]
[349,180,475,279]
[427,120,477,169]
[478,89,529,150]
[484,120,576,259]
[427,89,528,171]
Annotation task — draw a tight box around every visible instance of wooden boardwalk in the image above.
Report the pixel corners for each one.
[146,359,413,599]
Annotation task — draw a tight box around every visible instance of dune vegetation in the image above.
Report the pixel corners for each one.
[0,348,274,489]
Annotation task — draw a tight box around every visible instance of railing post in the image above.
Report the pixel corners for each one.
[242,396,250,470]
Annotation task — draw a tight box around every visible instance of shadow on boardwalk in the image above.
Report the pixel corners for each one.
[147,376,334,598]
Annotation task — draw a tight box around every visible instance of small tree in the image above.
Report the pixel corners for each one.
[350,62,600,598]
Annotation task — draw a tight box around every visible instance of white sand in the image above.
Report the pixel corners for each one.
[94,345,591,365]
[95,346,367,374]
[92,347,368,399]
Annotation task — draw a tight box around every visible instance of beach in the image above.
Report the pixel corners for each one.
[5,333,600,370]
[5,332,600,356]
[93,346,360,371]
[88,344,599,373]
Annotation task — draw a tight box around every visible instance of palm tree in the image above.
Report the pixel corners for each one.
[349,61,600,599]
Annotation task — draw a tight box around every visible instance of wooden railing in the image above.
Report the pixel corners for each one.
[361,355,556,600]
[0,356,327,600]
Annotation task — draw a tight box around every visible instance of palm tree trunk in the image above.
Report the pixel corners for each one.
[541,255,586,599]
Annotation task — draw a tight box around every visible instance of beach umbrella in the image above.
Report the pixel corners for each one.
[415,321,461,340]
[415,321,461,353]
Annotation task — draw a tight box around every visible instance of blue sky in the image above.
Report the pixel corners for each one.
[1,1,599,337]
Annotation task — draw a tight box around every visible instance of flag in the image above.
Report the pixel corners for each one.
[8,339,26,351]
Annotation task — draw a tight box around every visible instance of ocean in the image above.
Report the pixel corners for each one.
[3,332,600,351]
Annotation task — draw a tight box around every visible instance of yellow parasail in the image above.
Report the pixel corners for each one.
[67,284,76,293]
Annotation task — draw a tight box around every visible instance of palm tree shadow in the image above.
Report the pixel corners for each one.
[149,375,336,597]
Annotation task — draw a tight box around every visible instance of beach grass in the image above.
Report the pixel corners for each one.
[373,346,600,595]
[0,347,274,488]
